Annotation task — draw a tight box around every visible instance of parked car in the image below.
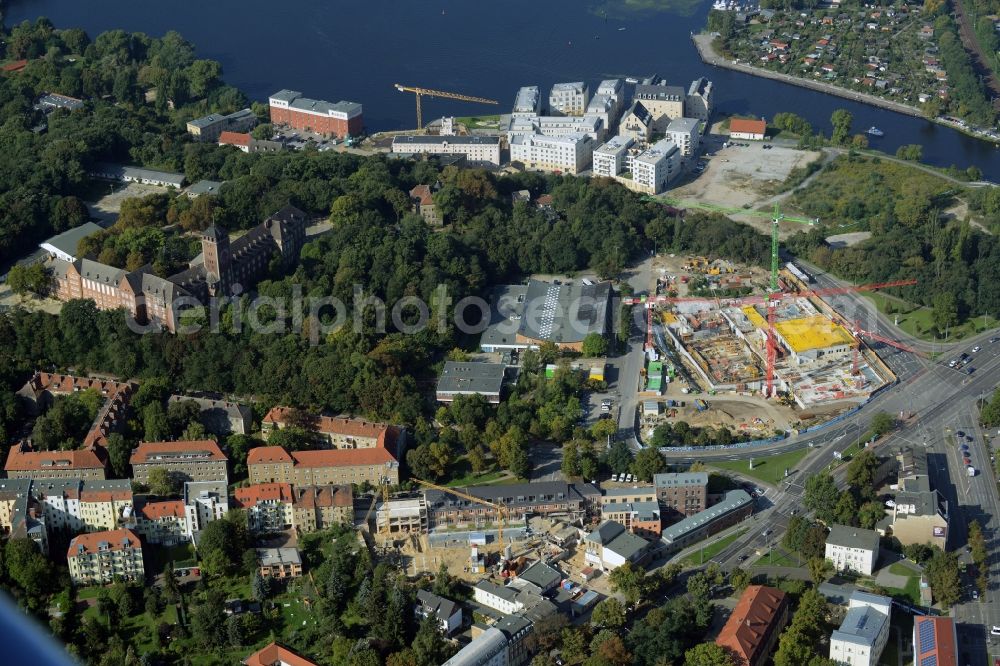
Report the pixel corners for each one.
[972,346,981,353]
[990,626,1000,636]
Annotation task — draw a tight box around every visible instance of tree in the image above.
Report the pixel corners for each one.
[251,571,273,601]
[105,433,131,478]
[197,516,247,577]
[869,412,895,437]
[969,520,987,567]
[830,109,853,145]
[146,467,177,497]
[807,557,832,585]
[684,643,736,666]
[896,144,923,161]
[582,332,609,357]
[605,440,632,474]
[6,263,52,297]
[925,549,961,608]
[608,561,648,607]
[846,449,880,497]
[590,597,627,629]
[632,447,666,482]
[686,571,712,604]
[5,539,53,599]
[858,501,886,530]
[591,418,617,442]
[561,440,581,478]
[803,473,839,523]
[729,567,751,593]
[412,615,454,665]
[932,292,958,335]
[142,402,171,442]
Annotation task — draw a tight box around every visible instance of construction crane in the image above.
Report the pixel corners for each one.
[765,203,782,397]
[394,84,499,130]
[413,477,510,552]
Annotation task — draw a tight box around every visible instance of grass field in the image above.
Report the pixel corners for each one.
[455,115,501,130]
[709,447,810,485]
[445,457,507,487]
[753,547,804,568]
[681,529,747,566]
[861,291,1000,342]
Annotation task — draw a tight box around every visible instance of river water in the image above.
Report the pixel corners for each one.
[8,0,1000,178]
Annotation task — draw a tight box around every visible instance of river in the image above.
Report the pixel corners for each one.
[8,0,1000,178]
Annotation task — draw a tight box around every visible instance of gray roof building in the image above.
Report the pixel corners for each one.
[89,162,186,188]
[39,222,104,262]
[653,472,709,488]
[826,524,880,551]
[436,362,506,403]
[393,135,501,146]
[416,589,460,624]
[517,279,612,347]
[586,520,626,546]
[35,93,84,112]
[271,89,362,118]
[831,604,889,651]
[167,394,253,435]
[605,529,651,561]
[186,180,224,197]
[660,489,753,544]
[634,84,686,101]
[666,117,701,134]
[517,560,562,592]
[479,284,529,351]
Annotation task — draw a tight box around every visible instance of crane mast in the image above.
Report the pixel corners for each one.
[394,84,499,130]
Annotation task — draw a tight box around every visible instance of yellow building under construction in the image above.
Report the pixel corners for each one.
[773,316,854,364]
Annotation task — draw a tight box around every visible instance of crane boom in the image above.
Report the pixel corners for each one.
[394,84,499,129]
[413,478,509,550]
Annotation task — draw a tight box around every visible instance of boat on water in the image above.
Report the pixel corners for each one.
[866,126,884,137]
[618,27,626,31]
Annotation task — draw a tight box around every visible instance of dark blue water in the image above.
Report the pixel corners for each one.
[8,0,1000,178]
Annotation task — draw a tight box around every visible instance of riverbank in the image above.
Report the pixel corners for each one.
[692,32,927,118]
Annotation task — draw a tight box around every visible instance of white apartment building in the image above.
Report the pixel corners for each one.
[32,478,133,534]
[829,592,891,666]
[628,139,681,194]
[513,86,541,116]
[233,483,295,533]
[135,499,187,545]
[592,135,635,178]
[549,82,589,116]
[474,579,526,615]
[665,117,701,157]
[67,528,144,585]
[506,114,604,141]
[685,78,714,122]
[825,524,879,575]
[510,133,593,174]
[391,135,502,165]
[183,481,228,540]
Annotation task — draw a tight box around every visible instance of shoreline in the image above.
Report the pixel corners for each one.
[692,32,1000,145]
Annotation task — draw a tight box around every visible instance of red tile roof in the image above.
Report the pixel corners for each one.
[219,131,251,148]
[290,447,396,467]
[409,184,434,206]
[1,60,28,72]
[130,440,227,464]
[67,528,141,558]
[729,119,767,136]
[138,500,185,520]
[716,585,788,666]
[4,443,105,472]
[80,487,133,502]
[293,485,353,509]
[233,483,294,507]
[243,642,318,666]
[262,408,401,458]
[246,446,294,466]
[914,616,958,666]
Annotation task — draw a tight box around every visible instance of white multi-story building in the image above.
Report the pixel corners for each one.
[628,139,681,194]
[67,528,144,585]
[391,135,502,165]
[549,82,589,116]
[474,579,526,615]
[590,79,625,123]
[513,86,541,117]
[510,133,593,174]
[233,483,295,533]
[592,135,635,178]
[685,78,714,122]
[506,114,604,142]
[665,117,701,157]
[135,499,187,545]
[825,524,879,575]
[32,479,133,534]
[183,481,228,540]
[829,592,891,666]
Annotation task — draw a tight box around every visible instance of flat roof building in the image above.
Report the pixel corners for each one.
[515,279,612,351]
[773,316,854,364]
[35,92,85,113]
[186,108,256,142]
[628,138,681,195]
[39,222,104,262]
[549,81,589,116]
[592,135,634,178]
[186,180,224,198]
[509,132,594,175]
[436,361,506,404]
[256,547,302,578]
[268,89,363,139]
[513,86,541,116]
[88,162,186,188]
[665,117,701,157]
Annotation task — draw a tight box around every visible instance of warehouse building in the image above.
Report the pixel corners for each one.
[268,89,363,139]
[436,361,507,404]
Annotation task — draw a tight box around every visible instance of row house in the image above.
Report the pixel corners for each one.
[32,478,132,534]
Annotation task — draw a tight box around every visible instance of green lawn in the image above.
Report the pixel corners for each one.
[681,529,747,566]
[886,575,921,605]
[861,292,1000,342]
[709,447,810,485]
[889,562,920,577]
[455,115,501,130]
[753,547,805,569]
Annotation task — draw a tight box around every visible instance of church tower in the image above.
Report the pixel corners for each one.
[201,225,231,296]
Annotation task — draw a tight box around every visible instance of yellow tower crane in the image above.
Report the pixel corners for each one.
[413,478,510,551]
[393,84,499,130]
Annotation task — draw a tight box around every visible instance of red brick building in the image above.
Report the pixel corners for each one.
[268,89,363,139]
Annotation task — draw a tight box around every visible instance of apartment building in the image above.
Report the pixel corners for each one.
[256,547,302,579]
[716,586,789,666]
[391,135,502,166]
[592,135,635,178]
[262,409,404,453]
[633,82,685,131]
[233,483,294,533]
[513,86,541,116]
[829,591,892,666]
[130,440,229,485]
[268,89,363,139]
[17,371,136,448]
[653,472,709,518]
[665,117,701,157]
[881,447,949,549]
[585,79,626,130]
[825,524,879,575]
[509,133,593,175]
[167,395,253,436]
[618,101,653,144]
[4,443,107,481]
[627,139,680,195]
[549,82,589,116]
[685,78,714,122]
[442,615,533,666]
[248,446,400,487]
[31,478,132,534]
[67,528,144,585]
[660,489,754,555]
[584,520,652,571]
[186,108,256,142]
[506,114,604,141]
[600,501,662,538]
[416,589,463,635]
[135,499,188,545]
[0,479,47,553]
[292,485,354,532]
[183,481,228,539]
